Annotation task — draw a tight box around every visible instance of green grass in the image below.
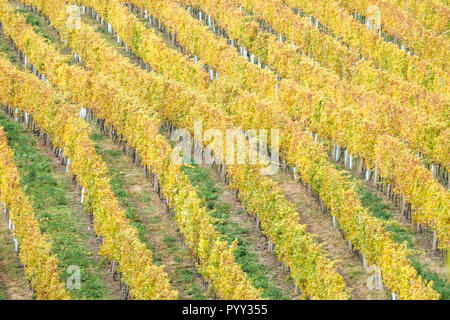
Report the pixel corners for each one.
[357,185,418,248]
[91,133,207,299]
[91,133,148,245]
[0,279,4,300]
[182,164,288,300]
[385,224,415,248]
[334,165,449,299]
[96,25,109,35]
[335,164,415,247]
[15,8,54,43]
[174,267,204,300]
[0,114,110,299]
[0,36,20,66]
[359,188,392,220]
[410,257,450,300]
